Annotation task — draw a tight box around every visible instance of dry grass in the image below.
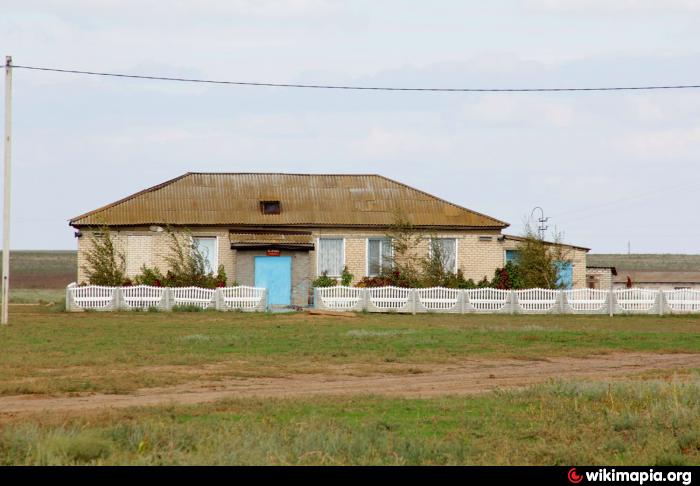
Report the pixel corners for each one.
[1,378,699,465]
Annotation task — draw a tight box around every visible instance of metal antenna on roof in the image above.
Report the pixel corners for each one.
[530,206,549,240]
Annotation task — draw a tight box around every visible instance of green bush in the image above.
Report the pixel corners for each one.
[312,271,337,288]
[340,266,354,286]
[81,226,126,286]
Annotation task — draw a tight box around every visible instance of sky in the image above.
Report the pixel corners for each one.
[2,0,700,252]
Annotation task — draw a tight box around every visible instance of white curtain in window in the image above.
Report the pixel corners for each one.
[432,238,456,273]
[193,237,218,273]
[318,238,343,276]
[368,238,393,276]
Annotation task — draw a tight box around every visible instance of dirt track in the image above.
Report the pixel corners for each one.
[1,353,698,415]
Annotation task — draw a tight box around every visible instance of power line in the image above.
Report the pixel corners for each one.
[11,64,700,92]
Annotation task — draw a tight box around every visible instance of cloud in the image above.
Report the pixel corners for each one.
[618,126,700,158]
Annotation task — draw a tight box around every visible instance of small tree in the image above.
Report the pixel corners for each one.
[516,225,569,289]
[81,226,126,286]
[161,229,226,288]
[385,214,424,286]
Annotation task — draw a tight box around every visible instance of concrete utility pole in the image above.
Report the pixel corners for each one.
[2,56,12,325]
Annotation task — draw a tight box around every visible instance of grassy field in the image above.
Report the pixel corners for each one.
[1,380,699,465]
[1,306,700,396]
[1,302,699,465]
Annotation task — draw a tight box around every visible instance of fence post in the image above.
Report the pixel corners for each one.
[214,288,224,311]
[608,289,614,317]
[657,291,664,316]
[510,290,516,314]
[411,289,417,315]
[459,290,466,314]
[363,288,370,312]
[65,283,75,312]
[113,287,124,311]
[558,290,566,314]
[313,287,319,309]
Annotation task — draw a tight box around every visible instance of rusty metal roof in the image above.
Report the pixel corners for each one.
[69,173,508,229]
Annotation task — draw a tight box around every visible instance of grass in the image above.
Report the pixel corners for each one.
[1,379,699,465]
[9,288,64,304]
[0,304,699,395]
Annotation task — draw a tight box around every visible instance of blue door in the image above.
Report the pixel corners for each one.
[254,256,292,305]
[555,261,573,289]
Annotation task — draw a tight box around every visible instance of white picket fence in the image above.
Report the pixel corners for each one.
[315,286,700,315]
[66,283,266,312]
[66,283,700,315]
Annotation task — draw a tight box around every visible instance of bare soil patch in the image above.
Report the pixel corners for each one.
[0,352,698,416]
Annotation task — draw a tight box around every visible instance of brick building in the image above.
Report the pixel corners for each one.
[70,173,589,306]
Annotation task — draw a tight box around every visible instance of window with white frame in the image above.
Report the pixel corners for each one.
[430,238,457,273]
[367,238,393,277]
[317,238,344,276]
[193,236,218,274]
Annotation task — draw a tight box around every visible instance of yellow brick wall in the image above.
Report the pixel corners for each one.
[76,227,235,284]
[76,226,588,288]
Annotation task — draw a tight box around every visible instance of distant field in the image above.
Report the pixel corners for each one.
[0,250,76,289]
[0,251,75,303]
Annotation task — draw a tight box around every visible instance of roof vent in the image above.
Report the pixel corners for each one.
[260,200,281,215]
[479,236,493,241]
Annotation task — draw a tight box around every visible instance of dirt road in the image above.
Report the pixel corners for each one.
[0,352,697,415]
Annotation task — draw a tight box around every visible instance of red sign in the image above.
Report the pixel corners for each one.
[266,249,281,256]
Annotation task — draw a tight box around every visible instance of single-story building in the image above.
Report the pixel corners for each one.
[69,173,590,306]
[587,254,700,290]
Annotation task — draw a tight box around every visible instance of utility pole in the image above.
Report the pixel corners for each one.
[2,56,12,325]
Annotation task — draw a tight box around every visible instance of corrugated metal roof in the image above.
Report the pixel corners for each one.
[612,271,700,284]
[503,234,590,252]
[70,173,508,229]
[588,254,700,272]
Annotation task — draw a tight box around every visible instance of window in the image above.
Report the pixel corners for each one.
[505,250,521,265]
[317,238,343,276]
[260,200,281,215]
[367,238,393,276]
[193,236,218,273]
[555,261,573,289]
[430,238,457,273]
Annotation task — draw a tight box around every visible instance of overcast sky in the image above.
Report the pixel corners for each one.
[2,0,700,252]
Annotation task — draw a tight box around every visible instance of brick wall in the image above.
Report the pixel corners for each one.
[76,226,588,290]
